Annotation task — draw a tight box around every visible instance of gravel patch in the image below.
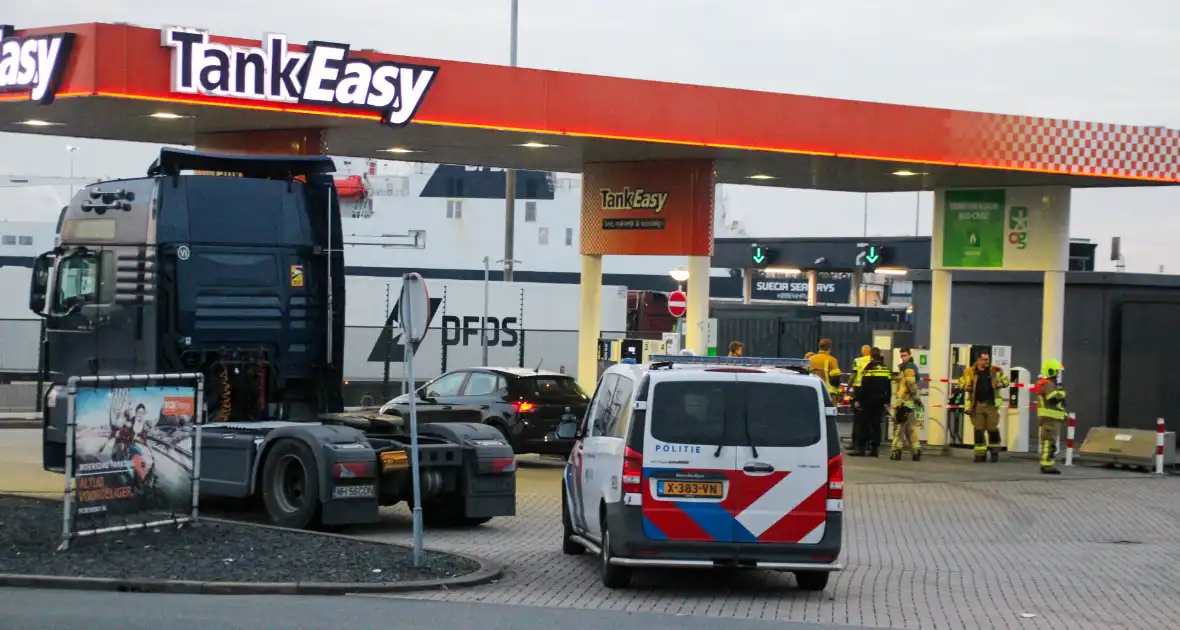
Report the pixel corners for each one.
[0,496,479,584]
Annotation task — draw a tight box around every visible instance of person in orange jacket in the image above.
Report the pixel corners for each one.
[957,352,1010,462]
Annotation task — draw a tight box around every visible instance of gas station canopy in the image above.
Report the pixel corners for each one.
[2,22,1179,192]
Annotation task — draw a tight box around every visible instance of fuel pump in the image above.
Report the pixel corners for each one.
[597,337,669,377]
[1006,367,1032,453]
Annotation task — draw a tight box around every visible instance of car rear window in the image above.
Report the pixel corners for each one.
[649,380,821,447]
[743,382,822,447]
[519,376,588,401]
[649,381,728,445]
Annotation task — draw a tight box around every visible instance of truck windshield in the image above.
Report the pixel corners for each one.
[53,254,101,310]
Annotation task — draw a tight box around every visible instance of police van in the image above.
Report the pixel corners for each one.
[556,354,844,590]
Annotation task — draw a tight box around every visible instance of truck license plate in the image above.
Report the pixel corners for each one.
[332,484,376,499]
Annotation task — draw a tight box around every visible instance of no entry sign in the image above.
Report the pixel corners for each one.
[667,290,687,318]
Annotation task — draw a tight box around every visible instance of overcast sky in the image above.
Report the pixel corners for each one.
[2,0,1178,271]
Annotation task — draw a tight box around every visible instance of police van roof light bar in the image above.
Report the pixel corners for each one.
[648,355,811,371]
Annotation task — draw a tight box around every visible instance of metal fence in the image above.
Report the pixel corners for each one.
[0,319,39,376]
[716,317,911,368]
[0,319,623,383]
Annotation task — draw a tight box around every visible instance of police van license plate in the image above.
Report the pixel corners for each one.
[657,480,723,498]
[332,484,376,499]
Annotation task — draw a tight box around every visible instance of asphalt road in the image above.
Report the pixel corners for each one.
[0,589,878,630]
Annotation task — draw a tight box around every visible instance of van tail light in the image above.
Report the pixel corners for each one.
[622,446,643,494]
[827,454,844,500]
[513,401,536,414]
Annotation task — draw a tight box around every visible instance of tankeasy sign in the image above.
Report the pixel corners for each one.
[0,25,76,104]
[162,27,438,126]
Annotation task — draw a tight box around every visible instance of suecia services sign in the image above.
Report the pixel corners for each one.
[163,27,438,127]
[0,25,76,104]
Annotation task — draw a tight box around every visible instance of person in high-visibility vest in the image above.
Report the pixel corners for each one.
[853,348,892,457]
[851,345,872,388]
[848,345,873,448]
[808,338,842,405]
[1033,359,1067,475]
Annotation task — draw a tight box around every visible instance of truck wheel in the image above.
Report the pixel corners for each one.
[261,439,321,529]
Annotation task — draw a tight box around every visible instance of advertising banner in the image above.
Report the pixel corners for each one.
[938,187,1070,271]
[69,384,199,536]
[751,272,853,303]
[941,189,1006,268]
[579,160,716,256]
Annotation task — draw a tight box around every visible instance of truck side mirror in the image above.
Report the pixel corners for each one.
[28,253,53,316]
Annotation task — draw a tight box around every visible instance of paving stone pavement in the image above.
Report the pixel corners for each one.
[357,458,1180,630]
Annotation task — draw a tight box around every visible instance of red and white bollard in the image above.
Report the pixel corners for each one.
[1156,418,1166,475]
[1065,414,1076,467]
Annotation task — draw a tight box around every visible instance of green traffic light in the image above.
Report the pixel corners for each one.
[752,247,766,264]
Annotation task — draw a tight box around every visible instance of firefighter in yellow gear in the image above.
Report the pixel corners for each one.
[851,345,872,388]
[808,338,842,405]
[1034,359,1066,475]
[957,353,1010,462]
[891,365,923,461]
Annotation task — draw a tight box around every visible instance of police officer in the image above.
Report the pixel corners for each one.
[853,348,892,457]
[852,345,872,389]
[958,352,1010,463]
[1035,359,1067,475]
[891,364,923,461]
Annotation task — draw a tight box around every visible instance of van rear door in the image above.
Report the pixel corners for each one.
[640,371,738,543]
[729,374,829,545]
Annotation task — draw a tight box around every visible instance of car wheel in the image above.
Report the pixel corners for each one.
[490,421,516,453]
[561,484,583,555]
[794,570,830,592]
[261,439,321,530]
[599,517,632,588]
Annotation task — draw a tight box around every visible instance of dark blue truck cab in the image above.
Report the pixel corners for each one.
[30,148,515,529]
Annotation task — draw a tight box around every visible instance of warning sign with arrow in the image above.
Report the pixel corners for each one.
[855,243,886,271]
[750,243,776,268]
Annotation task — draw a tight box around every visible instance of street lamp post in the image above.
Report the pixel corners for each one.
[502,1,520,282]
[483,256,522,365]
[65,145,78,200]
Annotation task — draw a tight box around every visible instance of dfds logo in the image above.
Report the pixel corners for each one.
[442,315,519,347]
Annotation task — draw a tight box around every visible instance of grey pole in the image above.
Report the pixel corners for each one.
[66,146,78,200]
[404,277,425,567]
[862,192,868,238]
[482,256,491,365]
[914,191,920,236]
[502,0,519,282]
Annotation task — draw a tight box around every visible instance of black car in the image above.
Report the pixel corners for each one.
[379,368,590,455]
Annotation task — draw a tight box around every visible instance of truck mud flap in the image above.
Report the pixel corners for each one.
[420,423,517,519]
